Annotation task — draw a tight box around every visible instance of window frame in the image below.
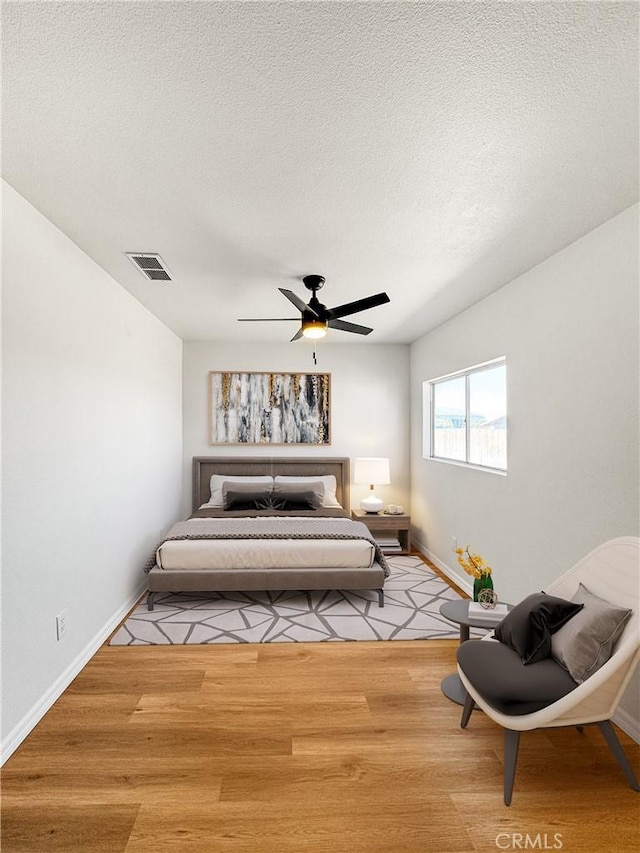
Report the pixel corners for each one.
[423,357,507,475]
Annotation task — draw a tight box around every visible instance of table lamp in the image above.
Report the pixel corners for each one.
[354,457,390,513]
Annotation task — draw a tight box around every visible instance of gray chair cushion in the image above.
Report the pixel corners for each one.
[457,639,578,715]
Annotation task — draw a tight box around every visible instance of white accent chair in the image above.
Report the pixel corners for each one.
[457,536,640,805]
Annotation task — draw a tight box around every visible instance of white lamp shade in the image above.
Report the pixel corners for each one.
[354,457,390,513]
[354,457,390,486]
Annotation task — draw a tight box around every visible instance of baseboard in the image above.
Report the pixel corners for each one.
[1,583,146,766]
[414,536,473,597]
[613,706,640,744]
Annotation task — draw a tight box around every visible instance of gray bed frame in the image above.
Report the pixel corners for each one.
[146,456,386,609]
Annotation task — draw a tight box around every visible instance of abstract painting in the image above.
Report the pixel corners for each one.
[209,371,331,444]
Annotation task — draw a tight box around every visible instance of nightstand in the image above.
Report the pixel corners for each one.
[351,509,411,555]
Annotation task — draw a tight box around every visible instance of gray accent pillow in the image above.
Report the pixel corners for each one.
[222,483,273,511]
[272,481,323,511]
[551,583,632,683]
[208,475,273,507]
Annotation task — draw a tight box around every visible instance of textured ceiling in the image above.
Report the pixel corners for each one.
[3,1,638,344]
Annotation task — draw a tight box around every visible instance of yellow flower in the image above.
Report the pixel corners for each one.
[457,545,492,579]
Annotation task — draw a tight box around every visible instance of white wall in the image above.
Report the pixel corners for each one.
[410,204,639,735]
[182,341,410,516]
[1,183,184,760]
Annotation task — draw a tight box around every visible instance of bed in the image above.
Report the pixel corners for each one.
[145,457,389,610]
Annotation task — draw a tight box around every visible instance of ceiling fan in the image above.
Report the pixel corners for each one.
[238,274,391,341]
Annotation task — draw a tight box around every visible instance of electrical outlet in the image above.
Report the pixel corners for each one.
[451,536,457,552]
[56,611,67,641]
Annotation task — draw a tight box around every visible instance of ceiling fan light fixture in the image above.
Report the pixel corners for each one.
[302,320,328,339]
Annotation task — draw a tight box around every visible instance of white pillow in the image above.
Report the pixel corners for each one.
[205,475,273,507]
[273,475,341,507]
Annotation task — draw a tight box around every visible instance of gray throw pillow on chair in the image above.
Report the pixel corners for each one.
[551,583,632,683]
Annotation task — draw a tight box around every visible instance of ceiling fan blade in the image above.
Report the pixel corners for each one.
[290,328,304,342]
[237,318,299,322]
[278,288,319,317]
[328,318,373,335]
[326,292,390,320]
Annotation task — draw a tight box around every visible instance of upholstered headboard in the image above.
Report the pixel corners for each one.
[192,456,350,512]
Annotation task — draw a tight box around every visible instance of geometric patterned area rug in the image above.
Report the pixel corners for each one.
[109,555,467,646]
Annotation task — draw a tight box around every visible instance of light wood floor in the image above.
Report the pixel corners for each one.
[2,602,639,851]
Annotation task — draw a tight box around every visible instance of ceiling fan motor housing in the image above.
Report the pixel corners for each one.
[303,274,326,292]
[303,308,324,324]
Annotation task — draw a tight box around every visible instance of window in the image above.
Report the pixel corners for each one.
[423,358,507,472]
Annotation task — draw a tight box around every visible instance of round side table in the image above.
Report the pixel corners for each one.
[439,599,510,705]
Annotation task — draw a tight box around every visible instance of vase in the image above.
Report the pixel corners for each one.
[473,573,494,602]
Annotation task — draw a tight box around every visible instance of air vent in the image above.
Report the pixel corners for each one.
[125,253,172,281]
